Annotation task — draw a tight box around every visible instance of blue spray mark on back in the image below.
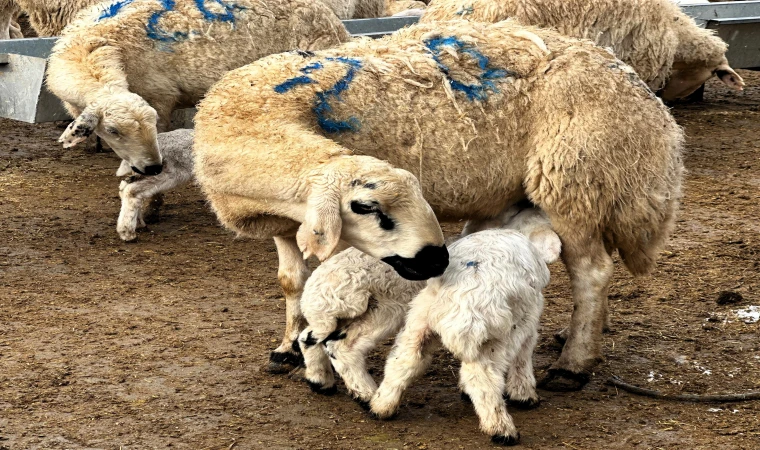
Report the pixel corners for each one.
[98,0,137,20]
[424,35,514,101]
[195,0,243,22]
[273,57,363,133]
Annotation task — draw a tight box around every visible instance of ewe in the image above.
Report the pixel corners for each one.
[420,0,744,100]
[193,20,684,388]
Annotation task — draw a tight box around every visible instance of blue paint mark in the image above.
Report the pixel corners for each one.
[195,0,245,22]
[455,6,474,16]
[424,35,514,101]
[146,0,183,42]
[466,261,479,268]
[98,0,136,21]
[273,57,363,133]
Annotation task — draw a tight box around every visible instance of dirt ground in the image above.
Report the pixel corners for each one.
[1,71,759,450]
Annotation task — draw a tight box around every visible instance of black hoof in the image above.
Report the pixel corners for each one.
[537,369,589,392]
[491,433,520,446]
[267,351,303,374]
[553,332,567,345]
[306,380,337,396]
[353,397,371,411]
[369,409,397,421]
[460,392,472,404]
[505,395,541,410]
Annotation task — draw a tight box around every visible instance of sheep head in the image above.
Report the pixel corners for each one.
[59,91,163,176]
[297,155,448,280]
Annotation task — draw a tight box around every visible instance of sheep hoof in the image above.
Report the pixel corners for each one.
[119,232,138,243]
[491,433,520,446]
[369,409,397,421]
[353,397,371,411]
[505,395,541,410]
[460,392,472,404]
[553,328,569,344]
[266,351,303,374]
[306,380,337,396]
[537,369,589,392]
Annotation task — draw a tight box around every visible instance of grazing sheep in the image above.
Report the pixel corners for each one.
[46,0,350,175]
[421,0,744,100]
[118,129,194,242]
[369,217,560,445]
[192,19,684,389]
[298,206,558,409]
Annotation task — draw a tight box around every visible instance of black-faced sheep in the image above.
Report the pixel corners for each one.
[192,20,684,389]
[421,0,744,100]
[46,0,351,175]
[297,206,558,411]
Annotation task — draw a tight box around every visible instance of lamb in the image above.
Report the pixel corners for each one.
[420,0,744,100]
[117,129,195,242]
[192,19,684,390]
[369,214,560,445]
[297,206,558,408]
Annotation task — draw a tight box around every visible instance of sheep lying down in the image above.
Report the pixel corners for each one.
[298,206,560,445]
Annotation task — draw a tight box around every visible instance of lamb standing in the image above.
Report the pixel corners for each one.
[192,20,684,389]
[297,206,559,411]
[369,215,560,445]
[420,0,745,100]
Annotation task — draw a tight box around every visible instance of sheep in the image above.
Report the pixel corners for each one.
[420,0,744,101]
[192,19,684,389]
[46,0,350,175]
[117,129,195,242]
[386,0,427,16]
[0,0,103,38]
[297,206,558,408]
[321,0,386,19]
[369,217,560,445]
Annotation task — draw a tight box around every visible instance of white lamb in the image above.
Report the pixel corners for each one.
[117,128,194,242]
[369,217,559,445]
[298,206,559,444]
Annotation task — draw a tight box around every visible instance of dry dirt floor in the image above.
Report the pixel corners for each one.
[1,72,760,450]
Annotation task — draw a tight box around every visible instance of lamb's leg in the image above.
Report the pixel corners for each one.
[117,169,188,242]
[459,342,519,446]
[328,301,408,405]
[298,325,337,395]
[540,234,613,391]
[139,106,173,224]
[505,318,540,409]
[269,236,310,373]
[369,299,438,418]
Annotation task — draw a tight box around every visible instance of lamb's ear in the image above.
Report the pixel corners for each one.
[59,105,100,148]
[296,180,343,261]
[529,228,562,264]
[715,64,745,91]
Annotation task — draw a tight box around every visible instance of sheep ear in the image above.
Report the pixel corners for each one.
[296,181,343,261]
[529,228,562,264]
[715,64,744,91]
[59,106,100,148]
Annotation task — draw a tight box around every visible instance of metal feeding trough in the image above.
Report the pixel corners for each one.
[0,5,759,124]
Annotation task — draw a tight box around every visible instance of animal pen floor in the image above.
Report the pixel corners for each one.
[1,72,760,450]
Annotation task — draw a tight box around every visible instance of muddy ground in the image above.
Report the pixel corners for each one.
[1,72,759,450]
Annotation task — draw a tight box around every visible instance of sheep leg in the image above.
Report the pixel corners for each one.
[297,325,337,395]
[540,235,613,391]
[369,300,438,419]
[504,320,540,409]
[328,302,408,405]
[117,169,188,242]
[459,342,520,446]
[269,236,310,373]
[138,105,173,225]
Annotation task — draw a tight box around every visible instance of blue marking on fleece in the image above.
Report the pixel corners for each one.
[98,0,136,20]
[273,57,363,133]
[424,35,514,101]
[455,5,474,16]
[194,0,245,22]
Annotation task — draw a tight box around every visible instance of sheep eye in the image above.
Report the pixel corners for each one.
[105,127,119,136]
[350,201,378,215]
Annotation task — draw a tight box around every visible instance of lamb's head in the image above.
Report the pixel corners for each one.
[59,92,163,175]
[663,29,744,101]
[297,155,448,280]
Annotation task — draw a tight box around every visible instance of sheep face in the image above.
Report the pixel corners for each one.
[662,57,744,101]
[59,92,163,175]
[297,157,448,280]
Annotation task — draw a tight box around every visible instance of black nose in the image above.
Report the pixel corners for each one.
[381,244,449,281]
[133,164,163,176]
